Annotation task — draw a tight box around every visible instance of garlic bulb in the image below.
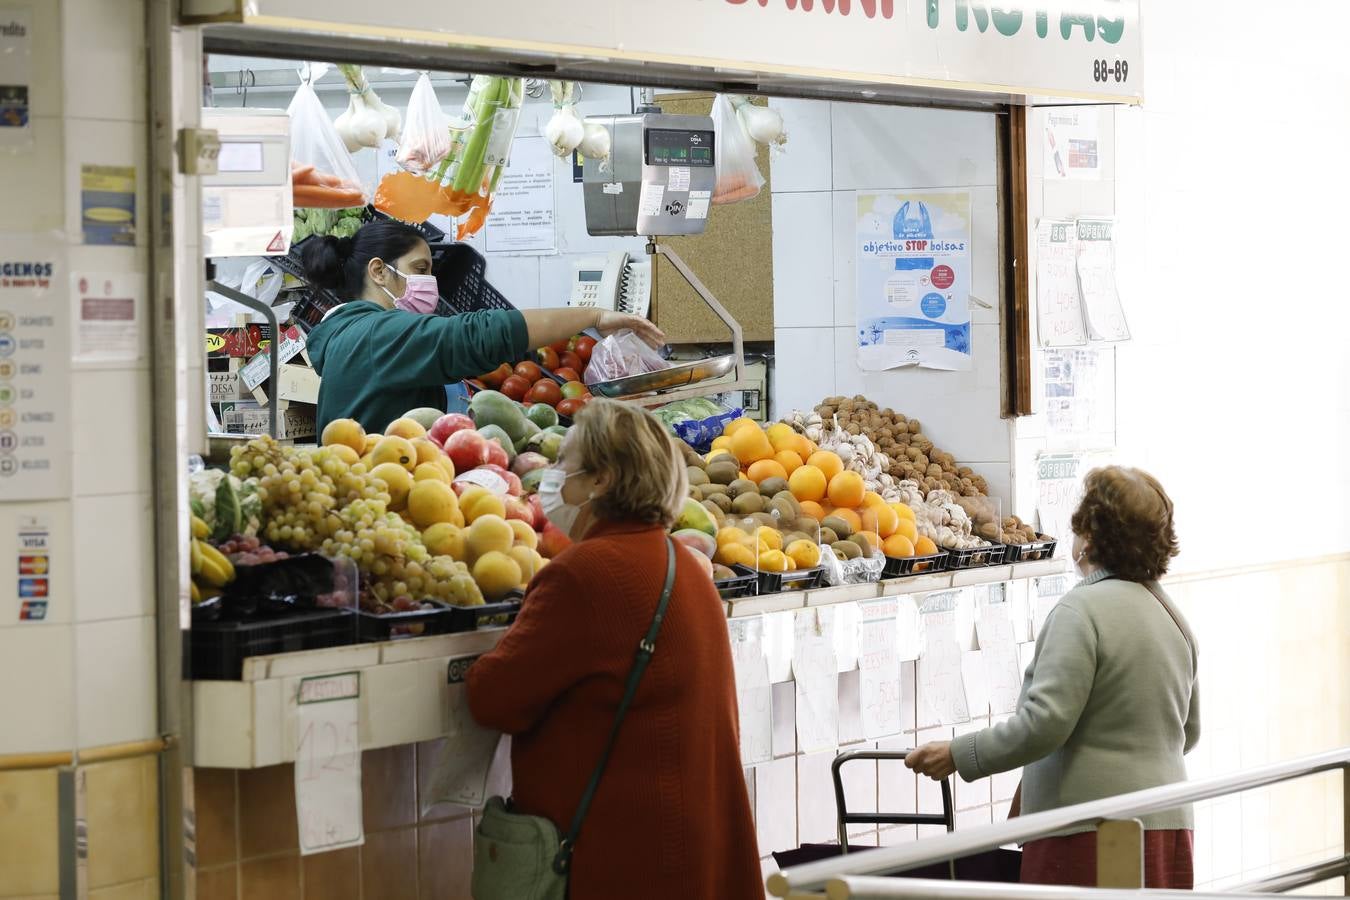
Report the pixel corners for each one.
[729,94,788,148]
[578,121,612,161]
[545,81,585,158]
[335,64,398,151]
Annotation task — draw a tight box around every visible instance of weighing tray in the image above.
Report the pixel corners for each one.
[881,551,949,579]
[588,354,736,398]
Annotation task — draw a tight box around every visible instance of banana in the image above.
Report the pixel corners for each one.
[197,542,235,583]
[200,586,223,601]
[190,579,201,604]
[197,555,230,588]
[191,515,210,540]
[190,538,204,576]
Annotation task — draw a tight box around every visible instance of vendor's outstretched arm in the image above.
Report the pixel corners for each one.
[520,308,664,351]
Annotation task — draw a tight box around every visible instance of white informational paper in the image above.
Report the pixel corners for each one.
[729,617,773,766]
[1043,348,1102,435]
[294,672,364,855]
[834,602,861,673]
[916,594,970,727]
[762,610,795,684]
[858,598,902,740]
[1035,219,1087,347]
[793,607,839,754]
[1043,107,1101,181]
[976,615,1024,716]
[638,182,665,218]
[1075,218,1130,343]
[1032,574,1072,638]
[896,594,922,662]
[1034,450,1113,559]
[423,675,502,810]
[72,272,143,365]
[483,136,557,255]
[1017,641,1038,674]
[855,190,973,371]
[961,649,989,717]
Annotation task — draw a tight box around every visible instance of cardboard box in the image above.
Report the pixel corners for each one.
[239,326,306,391]
[276,364,321,404]
[222,403,316,440]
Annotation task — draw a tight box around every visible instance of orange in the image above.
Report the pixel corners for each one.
[773,450,804,475]
[766,422,797,451]
[856,530,881,550]
[723,417,760,438]
[788,465,828,502]
[757,549,789,573]
[746,458,789,484]
[863,503,900,538]
[717,526,750,547]
[890,502,916,522]
[891,517,918,542]
[754,526,783,552]
[833,507,862,534]
[883,534,916,558]
[730,426,774,465]
[793,434,815,460]
[710,436,733,453]
[826,470,865,509]
[861,491,887,510]
[914,536,939,556]
[715,542,755,568]
[808,450,844,481]
[799,500,827,521]
[785,539,822,569]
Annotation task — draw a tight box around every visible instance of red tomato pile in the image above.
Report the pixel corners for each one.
[477,334,598,418]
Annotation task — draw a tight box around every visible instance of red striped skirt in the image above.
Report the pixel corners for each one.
[1020,830,1194,889]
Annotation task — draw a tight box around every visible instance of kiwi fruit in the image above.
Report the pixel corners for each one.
[687,466,710,487]
[731,493,765,516]
[701,499,725,522]
[782,531,810,547]
[822,515,853,539]
[832,540,862,560]
[712,564,737,581]
[759,477,790,497]
[818,527,839,545]
[750,512,777,530]
[848,535,875,558]
[768,497,797,522]
[705,492,733,513]
[687,484,704,501]
[771,491,802,515]
[727,478,760,498]
[794,516,820,536]
[705,460,738,485]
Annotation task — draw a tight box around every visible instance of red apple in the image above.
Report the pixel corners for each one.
[444,429,489,473]
[539,522,572,559]
[525,379,562,407]
[429,413,475,446]
[547,338,570,354]
[481,464,522,496]
[504,496,536,528]
[527,493,546,531]
[483,440,510,471]
[556,397,583,418]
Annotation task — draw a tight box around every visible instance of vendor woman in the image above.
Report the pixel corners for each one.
[304,221,661,434]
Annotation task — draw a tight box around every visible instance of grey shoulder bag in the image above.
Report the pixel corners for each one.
[471,537,678,900]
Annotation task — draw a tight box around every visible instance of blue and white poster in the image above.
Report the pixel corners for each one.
[855,190,973,371]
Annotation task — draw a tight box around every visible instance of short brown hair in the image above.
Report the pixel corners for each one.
[568,399,688,527]
[1070,466,1179,583]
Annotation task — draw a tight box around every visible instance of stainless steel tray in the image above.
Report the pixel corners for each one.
[588,354,736,398]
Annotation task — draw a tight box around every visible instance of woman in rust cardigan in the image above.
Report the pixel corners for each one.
[466,399,762,900]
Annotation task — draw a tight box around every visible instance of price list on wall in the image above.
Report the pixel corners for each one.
[0,237,69,500]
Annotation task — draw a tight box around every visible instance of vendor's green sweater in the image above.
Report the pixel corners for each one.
[307,301,528,435]
[951,570,1200,834]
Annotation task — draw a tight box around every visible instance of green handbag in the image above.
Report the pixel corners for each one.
[471,538,678,900]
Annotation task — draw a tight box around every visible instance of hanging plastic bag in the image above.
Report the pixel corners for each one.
[287,65,368,209]
[334,64,400,153]
[730,94,788,149]
[583,329,670,385]
[711,93,764,205]
[395,72,451,174]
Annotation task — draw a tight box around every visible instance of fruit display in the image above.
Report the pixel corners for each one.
[475,338,595,419]
[190,513,235,604]
[189,468,262,543]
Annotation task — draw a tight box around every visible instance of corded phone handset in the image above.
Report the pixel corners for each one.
[568,250,652,318]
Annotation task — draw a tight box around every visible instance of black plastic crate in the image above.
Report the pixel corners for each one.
[734,563,823,594]
[433,243,516,316]
[713,569,760,599]
[446,597,524,632]
[881,550,950,579]
[1001,535,1058,563]
[189,608,355,680]
[945,543,1007,570]
[355,601,455,642]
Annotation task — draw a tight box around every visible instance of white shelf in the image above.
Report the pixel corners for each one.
[193,557,1069,768]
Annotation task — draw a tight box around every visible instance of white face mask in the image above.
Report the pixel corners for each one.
[538,467,592,540]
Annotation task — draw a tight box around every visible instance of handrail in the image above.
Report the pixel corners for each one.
[768,746,1350,896]
[819,879,1344,900]
[1230,855,1350,895]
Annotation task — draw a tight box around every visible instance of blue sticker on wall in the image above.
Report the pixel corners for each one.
[921,292,947,318]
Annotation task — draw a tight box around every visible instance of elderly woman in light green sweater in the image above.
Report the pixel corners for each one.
[907,466,1199,889]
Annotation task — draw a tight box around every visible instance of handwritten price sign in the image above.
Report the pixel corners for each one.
[295,672,364,856]
[858,598,902,740]
[1036,219,1087,347]
[729,618,773,766]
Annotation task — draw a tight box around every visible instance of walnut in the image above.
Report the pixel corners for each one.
[978,522,1002,542]
[971,475,989,494]
[926,464,944,479]
[958,466,974,478]
[907,420,922,434]
[845,422,861,435]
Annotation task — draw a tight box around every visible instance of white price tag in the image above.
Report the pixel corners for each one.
[792,607,838,754]
[425,665,501,809]
[454,468,509,495]
[858,598,901,739]
[729,618,772,766]
[638,182,665,217]
[686,190,711,221]
[295,673,364,856]
[668,166,690,193]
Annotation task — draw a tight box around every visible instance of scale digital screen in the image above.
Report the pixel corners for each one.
[218,141,265,173]
[578,270,603,283]
[645,128,715,168]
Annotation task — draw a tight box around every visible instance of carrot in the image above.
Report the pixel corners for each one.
[293,184,366,209]
[291,163,317,184]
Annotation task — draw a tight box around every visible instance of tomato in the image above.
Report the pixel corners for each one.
[548,338,570,354]
[558,351,583,373]
[556,397,583,418]
[560,380,588,400]
[533,347,560,371]
[525,379,562,407]
[513,360,543,383]
[570,335,597,364]
[500,375,531,401]
[480,362,513,388]
[552,367,580,383]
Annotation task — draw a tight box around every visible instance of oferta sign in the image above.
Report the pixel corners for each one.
[192,0,1141,102]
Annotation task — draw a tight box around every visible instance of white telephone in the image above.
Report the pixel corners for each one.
[568,250,652,318]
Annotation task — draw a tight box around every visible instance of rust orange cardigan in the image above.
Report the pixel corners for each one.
[466,520,762,900]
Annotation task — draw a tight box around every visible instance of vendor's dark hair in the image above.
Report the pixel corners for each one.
[302,221,427,298]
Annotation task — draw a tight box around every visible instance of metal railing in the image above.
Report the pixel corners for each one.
[768,747,1350,899]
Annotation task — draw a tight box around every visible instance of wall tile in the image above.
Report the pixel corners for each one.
[362,744,417,832]
[418,817,473,900]
[240,853,300,900]
[238,764,298,858]
[879,824,917,847]
[830,104,997,191]
[194,768,238,869]
[361,828,419,900]
[770,327,833,424]
[302,846,360,900]
[0,118,66,233]
[876,737,917,818]
[71,495,154,622]
[754,755,796,857]
[0,768,60,896]
[839,743,877,841]
[60,0,147,123]
[770,192,834,329]
[72,369,153,497]
[88,878,158,900]
[0,625,74,754]
[75,616,156,748]
[768,99,832,193]
[196,865,238,900]
[481,255,541,310]
[796,750,837,846]
[85,755,159,888]
[770,681,797,758]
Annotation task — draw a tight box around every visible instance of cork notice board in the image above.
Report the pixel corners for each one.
[652,94,774,343]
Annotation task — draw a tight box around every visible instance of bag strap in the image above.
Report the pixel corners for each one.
[1128,578,1197,677]
[552,536,678,876]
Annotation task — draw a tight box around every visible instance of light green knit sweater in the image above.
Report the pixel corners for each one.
[951,570,1200,833]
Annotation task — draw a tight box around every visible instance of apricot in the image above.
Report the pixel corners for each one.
[467,515,515,558]
[321,418,366,454]
[407,480,460,529]
[473,551,523,601]
[385,417,428,440]
[371,435,417,472]
[422,523,467,560]
[370,462,413,510]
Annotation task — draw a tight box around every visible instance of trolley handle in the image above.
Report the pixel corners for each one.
[831,748,956,879]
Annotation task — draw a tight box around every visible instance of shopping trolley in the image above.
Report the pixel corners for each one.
[771,749,1022,882]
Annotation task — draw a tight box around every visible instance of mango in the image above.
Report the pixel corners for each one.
[672,529,716,560]
[469,390,533,442]
[675,498,717,537]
